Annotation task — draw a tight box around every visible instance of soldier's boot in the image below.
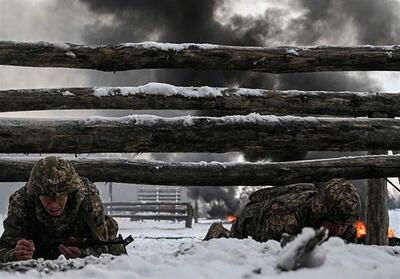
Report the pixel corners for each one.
[203,222,231,241]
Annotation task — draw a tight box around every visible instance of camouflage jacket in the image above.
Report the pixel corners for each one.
[230,184,319,242]
[0,178,125,263]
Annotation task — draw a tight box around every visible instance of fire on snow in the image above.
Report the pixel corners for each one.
[355,220,396,238]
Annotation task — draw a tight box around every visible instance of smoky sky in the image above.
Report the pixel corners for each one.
[78,0,399,90]
[76,0,400,156]
[75,0,400,217]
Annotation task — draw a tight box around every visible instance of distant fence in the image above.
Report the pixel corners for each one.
[103,201,193,228]
[138,187,181,202]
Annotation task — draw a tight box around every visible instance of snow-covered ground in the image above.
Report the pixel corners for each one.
[0,213,400,278]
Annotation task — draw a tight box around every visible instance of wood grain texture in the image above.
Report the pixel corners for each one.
[1,41,400,73]
[1,87,399,117]
[1,116,400,153]
[1,155,400,185]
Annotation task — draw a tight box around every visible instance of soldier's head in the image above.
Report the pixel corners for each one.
[310,178,360,236]
[26,156,84,217]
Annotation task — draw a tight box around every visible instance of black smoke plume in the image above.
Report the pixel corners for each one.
[188,186,241,218]
[78,0,400,217]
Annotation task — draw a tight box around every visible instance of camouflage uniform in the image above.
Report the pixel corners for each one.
[0,157,126,263]
[206,179,360,242]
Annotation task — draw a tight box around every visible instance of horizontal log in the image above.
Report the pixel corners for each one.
[138,196,181,198]
[1,85,399,117]
[1,155,400,186]
[138,190,181,193]
[108,208,188,213]
[134,198,181,201]
[103,202,189,206]
[112,215,188,220]
[1,41,400,73]
[1,115,400,153]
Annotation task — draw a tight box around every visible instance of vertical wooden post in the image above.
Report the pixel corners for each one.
[108,182,113,202]
[107,182,113,215]
[185,202,193,228]
[366,150,389,245]
[194,200,199,223]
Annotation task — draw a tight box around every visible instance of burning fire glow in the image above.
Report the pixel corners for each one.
[355,220,396,238]
[355,220,367,238]
[227,215,237,223]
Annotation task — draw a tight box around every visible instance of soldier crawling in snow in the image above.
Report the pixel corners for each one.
[204,178,360,242]
[0,156,126,263]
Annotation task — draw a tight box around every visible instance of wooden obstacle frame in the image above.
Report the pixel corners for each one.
[1,41,399,244]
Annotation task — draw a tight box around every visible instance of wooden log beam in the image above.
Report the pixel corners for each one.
[1,41,400,73]
[108,208,187,213]
[1,155,400,185]
[102,202,190,206]
[1,115,400,153]
[1,85,399,117]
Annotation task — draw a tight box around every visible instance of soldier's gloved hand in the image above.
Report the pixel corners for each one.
[58,244,81,259]
[15,239,35,261]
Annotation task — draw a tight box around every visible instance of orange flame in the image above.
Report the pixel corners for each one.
[355,220,367,238]
[355,220,396,238]
[227,215,237,223]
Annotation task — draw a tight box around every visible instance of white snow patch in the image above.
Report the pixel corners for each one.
[65,51,76,58]
[286,48,300,56]
[222,113,278,124]
[233,88,263,96]
[62,91,75,96]
[92,87,114,97]
[137,82,179,96]
[194,86,222,97]
[122,42,220,51]
[92,83,264,98]
[277,228,327,271]
[34,41,70,50]
[182,117,194,127]
[91,85,390,99]
[82,112,291,126]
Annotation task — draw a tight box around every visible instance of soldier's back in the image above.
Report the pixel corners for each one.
[231,183,318,241]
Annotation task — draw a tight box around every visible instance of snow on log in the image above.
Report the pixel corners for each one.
[1,83,399,117]
[1,155,400,185]
[1,114,400,153]
[1,41,400,73]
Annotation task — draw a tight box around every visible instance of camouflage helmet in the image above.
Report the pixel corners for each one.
[26,156,83,197]
[310,178,360,225]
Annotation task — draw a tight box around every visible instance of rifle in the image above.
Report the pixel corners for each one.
[33,234,133,259]
[62,234,134,248]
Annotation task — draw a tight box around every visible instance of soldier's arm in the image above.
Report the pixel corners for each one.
[0,190,29,263]
[340,225,357,243]
[80,189,109,257]
[80,183,125,257]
